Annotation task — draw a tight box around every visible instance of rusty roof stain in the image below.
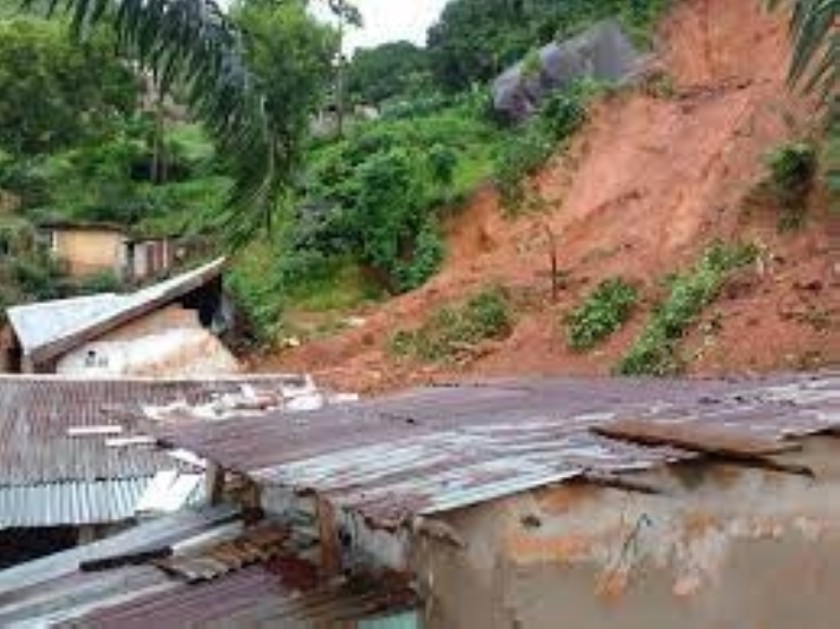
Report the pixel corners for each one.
[7,257,226,365]
[150,373,840,528]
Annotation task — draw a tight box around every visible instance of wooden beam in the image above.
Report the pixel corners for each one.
[315,496,341,577]
[593,419,802,458]
[205,462,225,506]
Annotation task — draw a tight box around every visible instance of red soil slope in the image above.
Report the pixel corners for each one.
[256,0,838,392]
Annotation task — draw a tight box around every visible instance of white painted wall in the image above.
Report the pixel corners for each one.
[57,327,239,377]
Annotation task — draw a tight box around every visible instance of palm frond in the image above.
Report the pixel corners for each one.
[768,0,839,104]
[28,0,292,244]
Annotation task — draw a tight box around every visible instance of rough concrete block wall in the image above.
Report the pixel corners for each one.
[412,440,840,628]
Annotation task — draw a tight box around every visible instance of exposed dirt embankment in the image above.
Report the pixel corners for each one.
[255,0,838,393]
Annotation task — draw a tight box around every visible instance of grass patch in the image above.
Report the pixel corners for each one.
[618,242,758,376]
[390,285,513,363]
[494,82,601,214]
[566,277,638,351]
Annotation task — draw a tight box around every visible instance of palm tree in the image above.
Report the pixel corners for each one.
[769,0,838,102]
[29,0,312,242]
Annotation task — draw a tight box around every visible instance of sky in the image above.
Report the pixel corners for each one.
[311,0,451,54]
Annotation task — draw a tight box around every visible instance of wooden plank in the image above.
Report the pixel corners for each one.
[593,418,802,458]
[80,546,172,572]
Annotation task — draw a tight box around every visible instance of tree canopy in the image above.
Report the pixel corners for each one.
[346,41,431,105]
[0,18,136,156]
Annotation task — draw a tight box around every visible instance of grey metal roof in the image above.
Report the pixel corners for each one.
[6,293,125,356]
[6,257,226,365]
[0,374,311,528]
[0,479,147,528]
[152,373,840,528]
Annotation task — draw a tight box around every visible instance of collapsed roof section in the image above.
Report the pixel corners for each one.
[6,258,226,370]
[0,505,418,627]
[148,373,839,529]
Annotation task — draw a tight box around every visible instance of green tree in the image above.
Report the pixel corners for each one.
[0,18,136,156]
[233,0,337,189]
[347,41,432,105]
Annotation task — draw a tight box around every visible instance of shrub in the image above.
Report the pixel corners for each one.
[299,103,506,294]
[390,285,512,362]
[567,278,638,351]
[74,271,123,295]
[618,242,758,376]
[494,83,595,214]
[764,142,817,229]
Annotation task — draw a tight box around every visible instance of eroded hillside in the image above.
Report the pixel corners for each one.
[256,0,838,392]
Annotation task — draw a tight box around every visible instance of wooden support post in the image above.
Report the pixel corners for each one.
[205,462,225,506]
[316,496,341,577]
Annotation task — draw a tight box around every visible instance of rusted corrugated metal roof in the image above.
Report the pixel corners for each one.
[72,564,417,629]
[151,373,840,528]
[7,257,226,366]
[0,507,417,628]
[0,374,311,528]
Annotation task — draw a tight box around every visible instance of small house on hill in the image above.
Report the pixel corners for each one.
[43,221,181,282]
[4,258,238,376]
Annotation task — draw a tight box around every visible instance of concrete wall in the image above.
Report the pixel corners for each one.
[56,304,240,377]
[51,229,125,278]
[409,440,840,628]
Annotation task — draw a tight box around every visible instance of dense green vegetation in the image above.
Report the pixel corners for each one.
[427,0,669,92]
[390,285,512,363]
[346,41,432,106]
[618,243,758,376]
[0,19,136,157]
[567,278,638,351]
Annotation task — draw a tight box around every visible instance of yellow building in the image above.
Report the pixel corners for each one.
[45,222,177,282]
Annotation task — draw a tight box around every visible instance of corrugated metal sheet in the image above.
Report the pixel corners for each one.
[152,373,840,528]
[0,507,417,629]
[0,479,146,528]
[7,257,226,365]
[0,375,308,528]
[6,294,125,356]
[73,566,417,629]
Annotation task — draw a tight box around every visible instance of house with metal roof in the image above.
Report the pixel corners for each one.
[117,371,840,628]
[0,374,329,569]
[4,258,238,376]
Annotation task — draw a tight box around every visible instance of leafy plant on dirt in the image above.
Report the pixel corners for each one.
[567,277,638,351]
[390,285,513,363]
[764,142,817,229]
[618,242,758,376]
[495,82,595,213]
